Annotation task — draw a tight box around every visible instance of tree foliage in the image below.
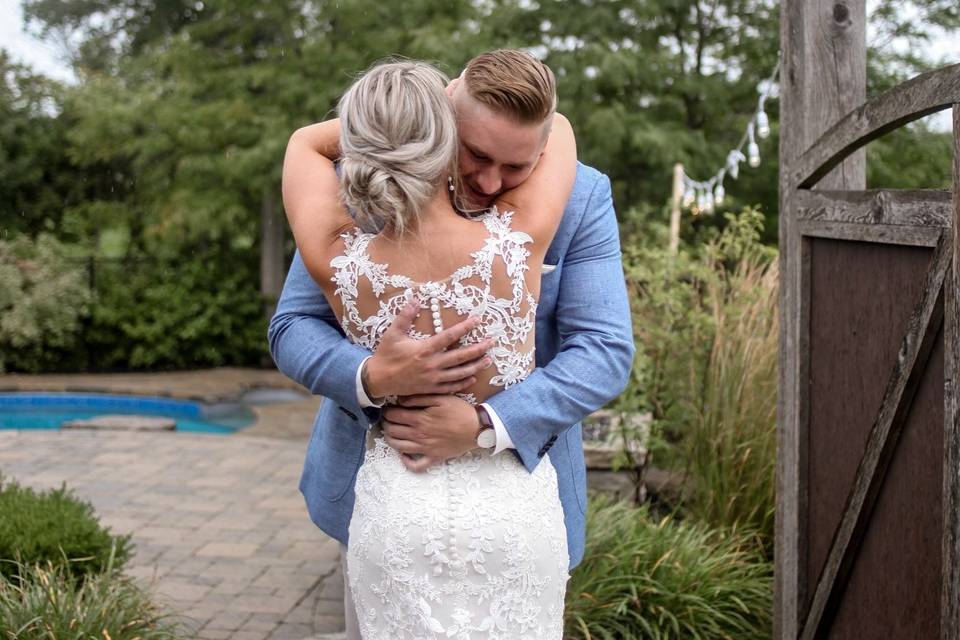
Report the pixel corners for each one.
[0,52,82,237]
[15,0,957,248]
[2,0,955,371]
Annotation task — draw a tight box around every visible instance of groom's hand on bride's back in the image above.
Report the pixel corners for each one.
[363,302,494,399]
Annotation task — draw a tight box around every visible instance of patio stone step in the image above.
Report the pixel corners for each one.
[62,414,176,431]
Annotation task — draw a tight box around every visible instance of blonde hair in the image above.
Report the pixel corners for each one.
[463,49,557,124]
[338,61,458,234]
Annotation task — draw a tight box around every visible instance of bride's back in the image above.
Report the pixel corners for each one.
[329,205,541,404]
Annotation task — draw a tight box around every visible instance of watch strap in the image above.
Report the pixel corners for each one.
[475,405,495,448]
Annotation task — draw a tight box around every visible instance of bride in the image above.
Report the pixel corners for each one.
[282,60,576,639]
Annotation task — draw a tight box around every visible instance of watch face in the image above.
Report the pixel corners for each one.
[477,428,496,448]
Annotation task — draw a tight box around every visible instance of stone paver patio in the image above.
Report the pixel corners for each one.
[0,369,349,640]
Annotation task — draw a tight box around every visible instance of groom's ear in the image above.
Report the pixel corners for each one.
[537,122,554,155]
[446,71,464,99]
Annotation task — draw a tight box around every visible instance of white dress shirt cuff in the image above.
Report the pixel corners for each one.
[356,356,385,408]
[481,403,515,455]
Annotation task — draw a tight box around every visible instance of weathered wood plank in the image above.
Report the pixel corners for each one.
[942,104,960,640]
[778,3,868,636]
[800,231,951,640]
[797,189,952,228]
[792,64,960,189]
[798,219,942,247]
[777,1,809,635]
[804,0,867,190]
[797,234,811,629]
[777,184,804,640]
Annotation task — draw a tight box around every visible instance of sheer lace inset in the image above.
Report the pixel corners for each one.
[331,208,538,402]
[329,208,569,639]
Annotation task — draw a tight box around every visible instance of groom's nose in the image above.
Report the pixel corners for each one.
[475,168,502,196]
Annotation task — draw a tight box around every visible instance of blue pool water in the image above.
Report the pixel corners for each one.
[0,393,255,434]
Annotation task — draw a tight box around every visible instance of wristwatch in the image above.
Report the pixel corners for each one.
[474,405,496,449]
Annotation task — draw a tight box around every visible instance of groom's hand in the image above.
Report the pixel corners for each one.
[381,395,480,473]
[365,303,493,398]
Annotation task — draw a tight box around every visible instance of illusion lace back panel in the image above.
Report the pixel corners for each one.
[331,209,570,639]
[332,209,539,403]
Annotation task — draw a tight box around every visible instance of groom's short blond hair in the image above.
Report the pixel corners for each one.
[463,49,557,125]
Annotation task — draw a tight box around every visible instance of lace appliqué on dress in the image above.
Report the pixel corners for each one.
[331,208,538,393]
[331,209,569,639]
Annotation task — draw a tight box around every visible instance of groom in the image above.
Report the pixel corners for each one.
[268,49,633,632]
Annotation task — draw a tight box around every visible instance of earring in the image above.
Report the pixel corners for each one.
[448,176,455,192]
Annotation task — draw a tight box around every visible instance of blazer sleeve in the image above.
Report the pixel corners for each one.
[484,173,635,474]
[267,250,380,426]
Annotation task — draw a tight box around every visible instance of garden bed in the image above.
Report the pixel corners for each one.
[582,410,686,506]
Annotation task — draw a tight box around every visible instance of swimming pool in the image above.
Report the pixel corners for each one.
[0,393,255,434]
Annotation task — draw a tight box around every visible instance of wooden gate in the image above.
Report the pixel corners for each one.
[777,1,960,638]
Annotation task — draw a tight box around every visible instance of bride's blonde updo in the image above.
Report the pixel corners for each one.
[338,61,458,234]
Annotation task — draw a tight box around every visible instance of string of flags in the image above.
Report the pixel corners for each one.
[681,55,781,216]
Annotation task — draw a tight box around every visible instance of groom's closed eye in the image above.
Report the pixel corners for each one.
[469,148,490,162]
[464,144,528,172]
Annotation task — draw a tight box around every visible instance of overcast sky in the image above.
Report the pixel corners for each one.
[0,0,73,81]
[1,0,956,128]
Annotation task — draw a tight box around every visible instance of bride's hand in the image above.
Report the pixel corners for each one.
[364,303,493,398]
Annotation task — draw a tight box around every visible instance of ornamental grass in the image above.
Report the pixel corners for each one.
[0,543,188,640]
[564,495,772,640]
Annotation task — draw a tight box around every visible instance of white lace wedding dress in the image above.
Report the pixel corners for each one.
[331,209,570,639]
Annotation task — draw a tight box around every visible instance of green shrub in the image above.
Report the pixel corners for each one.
[0,233,268,372]
[0,547,187,640]
[0,233,91,372]
[565,495,773,640]
[85,250,268,370]
[0,472,133,584]
[614,208,777,556]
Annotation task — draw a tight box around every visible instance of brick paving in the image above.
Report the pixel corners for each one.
[0,369,348,640]
[0,368,642,639]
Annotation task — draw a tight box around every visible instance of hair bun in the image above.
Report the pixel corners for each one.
[337,61,458,234]
[339,154,430,233]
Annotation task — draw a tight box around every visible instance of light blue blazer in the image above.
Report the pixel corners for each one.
[267,162,635,570]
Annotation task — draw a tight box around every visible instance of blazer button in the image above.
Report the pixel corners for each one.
[339,406,358,421]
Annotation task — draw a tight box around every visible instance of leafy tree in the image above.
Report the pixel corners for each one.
[867,120,953,189]
[21,0,958,251]
[22,0,207,74]
[7,0,955,373]
[868,0,959,94]
[25,0,495,307]
[1,52,73,237]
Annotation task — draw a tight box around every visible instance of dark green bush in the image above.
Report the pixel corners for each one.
[0,472,133,584]
[0,233,268,372]
[565,494,773,640]
[83,250,268,370]
[0,550,188,640]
